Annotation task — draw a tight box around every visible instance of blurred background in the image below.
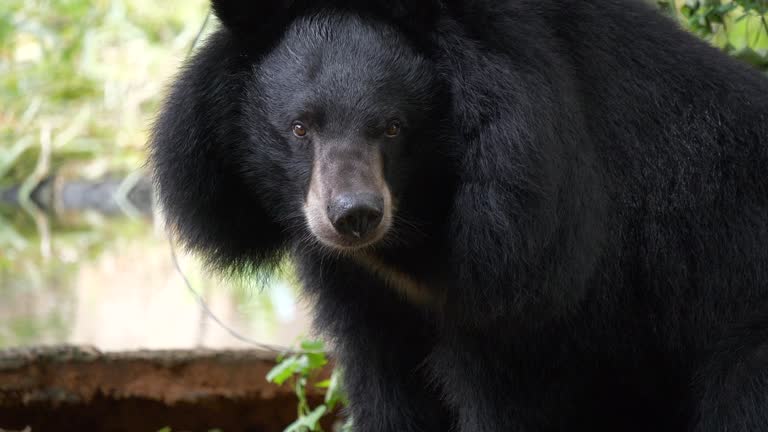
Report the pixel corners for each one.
[0,0,310,353]
[0,0,767,352]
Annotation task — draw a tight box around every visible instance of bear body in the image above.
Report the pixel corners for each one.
[150,1,768,430]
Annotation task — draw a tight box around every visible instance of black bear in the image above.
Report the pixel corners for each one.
[150,0,768,430]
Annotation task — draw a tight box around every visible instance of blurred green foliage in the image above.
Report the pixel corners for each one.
[0,0,208,257]
[1,0,208,184]
[659,0,768,69]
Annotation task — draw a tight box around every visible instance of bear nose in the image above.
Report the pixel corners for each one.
[328,193,384,239]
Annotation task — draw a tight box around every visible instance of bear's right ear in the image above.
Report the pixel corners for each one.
[211,0,296,39]
[210,0,444,42]
[150,31,286,274]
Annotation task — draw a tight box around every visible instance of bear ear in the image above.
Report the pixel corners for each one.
[210,0,443,40]
[211,0,296,38]
[150,31,286,274]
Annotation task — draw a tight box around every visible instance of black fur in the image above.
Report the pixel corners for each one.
[150,1,768,430]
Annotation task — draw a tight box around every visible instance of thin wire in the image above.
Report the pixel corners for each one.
[167,238,297,354]
[187,9,211,57]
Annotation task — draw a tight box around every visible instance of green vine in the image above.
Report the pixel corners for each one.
[267,340,353,432]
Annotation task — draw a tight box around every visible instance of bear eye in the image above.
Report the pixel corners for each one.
[385,120,401,138]
[292,122,308,138]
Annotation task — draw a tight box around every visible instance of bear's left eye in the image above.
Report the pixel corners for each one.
[385,120,401,138]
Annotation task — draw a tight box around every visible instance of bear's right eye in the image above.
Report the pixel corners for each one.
[292,122,308,138]
[385,119,401,138]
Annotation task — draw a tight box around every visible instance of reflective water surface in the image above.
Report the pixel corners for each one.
[0,176,310,351]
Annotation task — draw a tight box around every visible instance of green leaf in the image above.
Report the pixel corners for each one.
[300,340,326,352]
[303,405,328,428]
[284,406,328,432]
[732,47,768,67]
[340,419,355,432]
[305,352,328,370]
[715,3,738,14]
[735,13,752,22]
[324,368,348,411]
[267,356,302,385]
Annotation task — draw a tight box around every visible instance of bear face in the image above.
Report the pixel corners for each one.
[241,13,445,251]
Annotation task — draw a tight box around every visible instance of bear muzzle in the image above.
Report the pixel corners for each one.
[328,192,384,240]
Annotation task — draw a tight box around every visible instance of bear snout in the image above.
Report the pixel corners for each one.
[328,192,384,239]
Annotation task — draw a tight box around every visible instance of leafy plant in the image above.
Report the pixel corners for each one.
[658,0,768,69]
[267,340,352,432]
